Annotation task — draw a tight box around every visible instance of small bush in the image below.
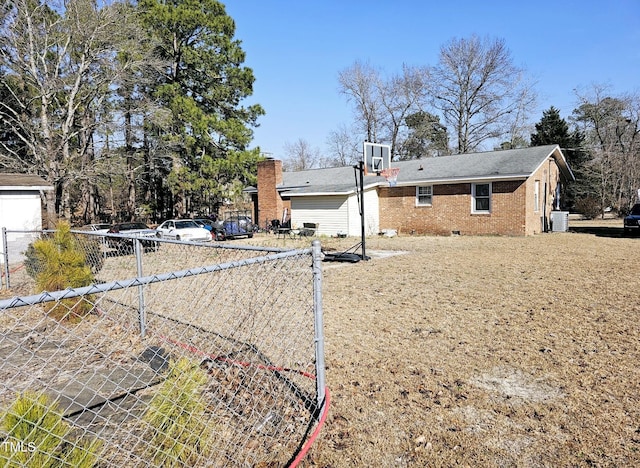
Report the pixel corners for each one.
[574,196,601,220]
[24,228,104,279]
[0,391,102,467]
[143,358,215,466]
[26,222,95,321]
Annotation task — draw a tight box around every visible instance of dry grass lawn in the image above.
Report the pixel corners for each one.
[291,221,639,467]
[1,220,638,467]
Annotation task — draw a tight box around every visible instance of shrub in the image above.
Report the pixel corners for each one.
[143,358,215,466]
[0,391,102,467]
[24,227,104,279]
[26,222,96,321]
[574,196,601,220]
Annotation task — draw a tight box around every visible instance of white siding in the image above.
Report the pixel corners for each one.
[0,192,43,231]
[347,194,360,236]
[348,188,379,236]
[290,196,349,236]
[364,188,380,235]
[290,189,380,237]
[0,192,43,265]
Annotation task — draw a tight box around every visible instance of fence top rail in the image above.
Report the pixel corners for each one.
[69,229,291,253]
[0,246,314,310]
[3,228,291,254]
[1,228,42,234]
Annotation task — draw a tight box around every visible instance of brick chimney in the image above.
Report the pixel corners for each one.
[257,159,283,228]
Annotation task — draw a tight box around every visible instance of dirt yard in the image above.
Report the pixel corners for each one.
[285,220,639,467]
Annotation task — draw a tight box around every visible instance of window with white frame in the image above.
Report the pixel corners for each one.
[472,183,491,213]
[416,185,432,206]
[534,180,540,212]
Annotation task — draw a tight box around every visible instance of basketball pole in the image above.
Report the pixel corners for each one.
[352,161,369,261]
[358,160,367,261]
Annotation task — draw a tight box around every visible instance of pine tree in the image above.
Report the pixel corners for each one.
[137,0,265,217]
[530,106,591,211]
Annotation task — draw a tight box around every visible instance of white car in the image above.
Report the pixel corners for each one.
[156,219,213,242]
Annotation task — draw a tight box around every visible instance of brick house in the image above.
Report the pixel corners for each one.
[246,145,574,236]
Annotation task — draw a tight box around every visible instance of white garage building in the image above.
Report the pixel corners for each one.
[0,173,53,266]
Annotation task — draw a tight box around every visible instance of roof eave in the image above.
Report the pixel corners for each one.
[0,185,53,191]
[393,174,529,186]
[542,145,575,182]
[279,183,379,197]
[284,191,352,197]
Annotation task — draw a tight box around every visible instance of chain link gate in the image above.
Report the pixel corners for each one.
[0,231,327,467]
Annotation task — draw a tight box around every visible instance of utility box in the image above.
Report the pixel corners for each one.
[551,211,569,232]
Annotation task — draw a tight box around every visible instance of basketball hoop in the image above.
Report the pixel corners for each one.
[380,167,400,187]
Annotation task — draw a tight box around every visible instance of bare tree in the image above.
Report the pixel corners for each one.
[572,84,640,215]
[338,60,384,144]
[378,64,429,159]
[0,0,134,224]
[502,78,538,149]
[282,138,321,171]
[326,123,360,167]
[338,61,430,159]
[429,35,535,153]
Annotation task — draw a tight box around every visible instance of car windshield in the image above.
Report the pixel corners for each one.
[175,220,199,229]
[630,204,640,216]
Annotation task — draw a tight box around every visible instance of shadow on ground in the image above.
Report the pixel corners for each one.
[569,226,629,238]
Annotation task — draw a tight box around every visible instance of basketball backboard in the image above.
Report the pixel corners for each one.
[363,142,391,175]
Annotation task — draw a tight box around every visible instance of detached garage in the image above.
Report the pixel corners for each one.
[0,173,53,265]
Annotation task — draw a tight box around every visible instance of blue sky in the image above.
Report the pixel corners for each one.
[225,1,640,159]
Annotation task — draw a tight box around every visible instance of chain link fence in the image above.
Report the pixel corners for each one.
[0,229,327,467]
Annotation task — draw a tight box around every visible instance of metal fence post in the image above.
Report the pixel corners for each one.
[134,238,146,339]
[2,227,9,290]
[312,240,326,416]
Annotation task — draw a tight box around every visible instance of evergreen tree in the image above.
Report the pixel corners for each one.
[137,0,264,218]
[399,111,450,159]
[0,72,31,172]
[530,106,591,211]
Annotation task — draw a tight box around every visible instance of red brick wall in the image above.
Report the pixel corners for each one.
[257,159,283,229]
[379,180,528,236]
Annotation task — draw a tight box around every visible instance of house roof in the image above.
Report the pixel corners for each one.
[389,144,574,186]
[246,145,574,197]
[245,145,575,196]
[280,166,377,195]
[0,173,53,191]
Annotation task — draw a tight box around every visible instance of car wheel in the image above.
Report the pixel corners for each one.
[175,235,180,241]
[248,233,254,238]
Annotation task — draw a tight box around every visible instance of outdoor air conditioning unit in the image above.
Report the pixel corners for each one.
[550,211,569,232]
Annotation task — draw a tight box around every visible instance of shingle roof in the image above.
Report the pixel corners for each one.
[0,173,53,190]
[281,166,369,195]
[278,145,573,196]
[392,144,573,183]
